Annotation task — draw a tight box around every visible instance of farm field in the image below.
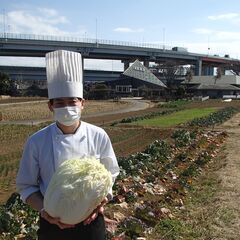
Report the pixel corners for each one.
[132,107,217,127]
[1,98,240,239]
[0,99,131,121]
[0,124,170,203]
[0,97,47,104]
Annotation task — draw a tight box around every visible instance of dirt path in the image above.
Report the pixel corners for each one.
[212,113,240,239]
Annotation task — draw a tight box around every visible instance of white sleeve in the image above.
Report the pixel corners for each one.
[99,132,119,199]
[16,137,40,203]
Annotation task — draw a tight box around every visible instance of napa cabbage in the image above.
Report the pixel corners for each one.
[43,157,112,224]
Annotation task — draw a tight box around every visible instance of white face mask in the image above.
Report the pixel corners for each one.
[53,106,81,126]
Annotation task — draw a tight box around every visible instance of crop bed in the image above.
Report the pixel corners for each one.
[104,129,227,239]
[0,128,228,240]
[0,124,171,205]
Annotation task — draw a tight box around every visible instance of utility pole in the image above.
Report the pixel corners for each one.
[163,27,165,50]
[207,36,210,55]
[3,9,6,37]
[96,18,98,44]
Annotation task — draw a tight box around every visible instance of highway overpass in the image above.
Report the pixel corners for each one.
[0,65,121,83]
[1,33,240,76]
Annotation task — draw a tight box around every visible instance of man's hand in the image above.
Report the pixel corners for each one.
[40,209,75,229]
[83,197,108,225]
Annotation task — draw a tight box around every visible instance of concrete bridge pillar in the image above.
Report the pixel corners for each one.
[144,60,149,68]
[195,59,202,76]
[122,60,130,71]
[82,57,85,83]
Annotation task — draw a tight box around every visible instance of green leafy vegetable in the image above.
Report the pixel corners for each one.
[44,157,112,224]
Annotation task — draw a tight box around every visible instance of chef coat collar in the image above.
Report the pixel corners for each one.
[52,121,86,136]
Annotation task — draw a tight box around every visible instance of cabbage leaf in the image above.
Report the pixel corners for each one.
[44,157,112,224]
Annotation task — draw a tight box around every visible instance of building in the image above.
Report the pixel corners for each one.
[106,59,167,98]
[182,75,240,98]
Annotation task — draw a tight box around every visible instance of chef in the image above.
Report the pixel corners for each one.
[16,50,119,240]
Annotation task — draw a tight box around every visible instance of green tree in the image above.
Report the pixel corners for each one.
[176,85,186,98]
[24,82,47,97]
[0,72,11,95]
[88,83,111,99]
[154,61,183,99]
[0,72,19,96]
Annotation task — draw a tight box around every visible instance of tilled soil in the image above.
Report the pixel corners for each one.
[82,106,160,126]
[108,127,172,157]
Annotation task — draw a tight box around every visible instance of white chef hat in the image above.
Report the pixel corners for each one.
[46,50,83,99]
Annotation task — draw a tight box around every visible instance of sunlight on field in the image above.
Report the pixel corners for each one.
[0,98,239,239]
[0,102,52,121]
[0,124,44,203]
[134,108,218,127]
[0,100,129,121]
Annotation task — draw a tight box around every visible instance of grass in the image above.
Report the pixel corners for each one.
[0,102,52,121]
[175,152,234,239]
[0,124,45,203]
[0,101,235,239]
[134,107,217,127]
[0,97,47,104]
[146,149,231,240]
[0,124,164,203]
[150,219,184,240]
[159,99,190,109]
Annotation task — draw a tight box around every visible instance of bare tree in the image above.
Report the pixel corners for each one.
[214,67,222,84]
[152,61,192,99]
[153,61,180,88]
[185,67,194,83]
[221,63,240,76]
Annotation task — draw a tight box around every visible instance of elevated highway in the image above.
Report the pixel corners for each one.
[1,33,240,76]
[0,66,121,83]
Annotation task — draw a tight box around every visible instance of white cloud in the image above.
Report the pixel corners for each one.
[37,8,68,24]
[193,28,240,41]
[208,13,239,20]
[6,10,67,35]
[168,38,240,58]
[193,28,213,35]
[114,27,144,33]
[0,8,75,36]
[207,13,240,26]
[191,27,240,57]
[186,41,240,58]
[37,8,58,17]
[215,30,240,40]
[149,38,240,59]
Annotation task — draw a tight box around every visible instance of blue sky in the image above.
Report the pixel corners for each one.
[1,0,240,70]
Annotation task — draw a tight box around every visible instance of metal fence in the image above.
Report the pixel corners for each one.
[0,32,172,50]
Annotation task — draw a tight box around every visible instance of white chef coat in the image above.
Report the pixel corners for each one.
[16,121,119,203]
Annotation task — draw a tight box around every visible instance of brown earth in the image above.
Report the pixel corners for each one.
[83,106,160,126]
[106,127,173,157]
[187,99,240,109]
[0,105,162,204]
[2,99,240,239]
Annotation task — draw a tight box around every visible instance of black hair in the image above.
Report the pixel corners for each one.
[49,98,82,105]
